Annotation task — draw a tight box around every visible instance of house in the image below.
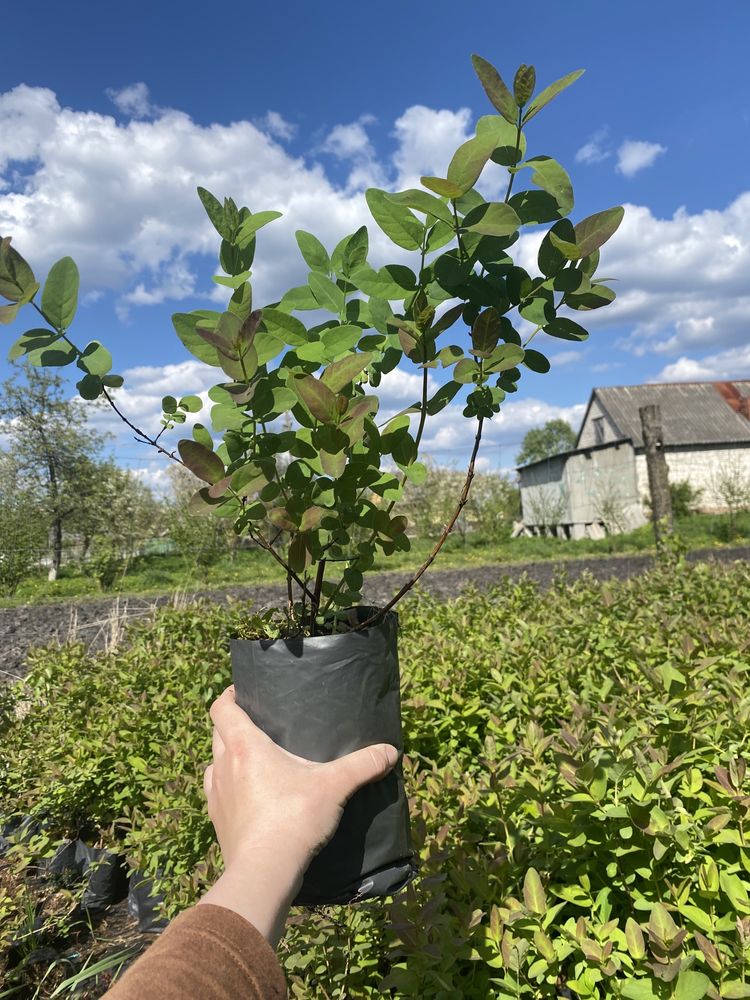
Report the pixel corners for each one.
[517,381,750,538]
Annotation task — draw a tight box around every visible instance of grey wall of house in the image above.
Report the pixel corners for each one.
[577,395,621,449]
[520,441,646,536]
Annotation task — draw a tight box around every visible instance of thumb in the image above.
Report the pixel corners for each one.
[326,743,399,802]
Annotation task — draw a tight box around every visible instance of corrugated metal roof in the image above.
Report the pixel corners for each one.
[596,381,750,447]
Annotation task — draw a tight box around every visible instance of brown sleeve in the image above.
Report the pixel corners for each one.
[103,903,287,999]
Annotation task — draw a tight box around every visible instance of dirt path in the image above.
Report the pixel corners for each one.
[2,546,749,683]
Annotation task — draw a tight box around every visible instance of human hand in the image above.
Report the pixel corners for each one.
[199,685,399,944]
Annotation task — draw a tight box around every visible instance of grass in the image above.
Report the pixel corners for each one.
[3,511,749,608]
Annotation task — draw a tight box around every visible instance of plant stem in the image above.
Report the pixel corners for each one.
[504,111,524,204]
[248,527,316,603]
[451,200,467,261]
[310,559,327,635]
[356,415,485,631]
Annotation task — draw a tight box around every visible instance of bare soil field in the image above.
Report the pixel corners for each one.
[3,546,749,683]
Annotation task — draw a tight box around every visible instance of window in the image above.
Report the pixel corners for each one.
[593,417,605,445]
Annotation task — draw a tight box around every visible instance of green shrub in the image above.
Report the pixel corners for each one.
[3,562,750,997]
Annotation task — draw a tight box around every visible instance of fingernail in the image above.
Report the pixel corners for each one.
[384,745,399,768]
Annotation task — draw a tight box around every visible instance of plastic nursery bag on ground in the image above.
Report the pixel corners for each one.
[231,607,417,906]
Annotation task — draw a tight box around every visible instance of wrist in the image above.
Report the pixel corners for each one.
[198,844,305,948]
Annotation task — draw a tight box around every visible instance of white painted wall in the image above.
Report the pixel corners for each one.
[635,442,750,511]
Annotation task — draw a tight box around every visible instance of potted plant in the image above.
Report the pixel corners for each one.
[0,55,622,905]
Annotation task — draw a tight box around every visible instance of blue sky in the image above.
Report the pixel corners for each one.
[1,0,749,485]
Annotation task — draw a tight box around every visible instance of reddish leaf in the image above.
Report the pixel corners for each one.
[178,440,225,484]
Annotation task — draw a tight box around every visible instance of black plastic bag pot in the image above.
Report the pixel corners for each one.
[127,871,169,933]
[0,815,43,857]
[45,839,81,881]
[231,606,417,906]
[76,842,129,912]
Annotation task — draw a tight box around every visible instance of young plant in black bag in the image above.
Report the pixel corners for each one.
[1,56,622,904]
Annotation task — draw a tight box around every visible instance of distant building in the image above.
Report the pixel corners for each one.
[517,381,750,538]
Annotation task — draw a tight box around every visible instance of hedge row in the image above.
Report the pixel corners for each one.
[2,559,750,997]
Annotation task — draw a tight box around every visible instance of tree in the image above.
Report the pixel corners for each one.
[516,419,577,467]
[712,458,750,541]
[0,365,107,577]
[164,465,231,580]
[0,456,48,595]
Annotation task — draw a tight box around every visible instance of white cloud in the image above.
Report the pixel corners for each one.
[656,344,750,383]
[321,116,375,160]
[419,396,586,470]
[107,83,155,119]
[392,105,472,189]
[575,127,610,165]
[616,139,666,178]
[259,111,296,141]
[595,195,750,356]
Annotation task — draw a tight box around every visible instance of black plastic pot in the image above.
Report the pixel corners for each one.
[76,842,129,913]
[127,871,169,933]
[231,606,417,906]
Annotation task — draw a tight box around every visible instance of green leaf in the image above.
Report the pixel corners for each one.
[279,284,319,311]
[288,534,311,572]
[309,272,345,314]
[621,980,660,1000]
[197,187,231,239]
[385,189,454,225]
[78,340,112,376]
[538,220,575,276]
[0,302,20,325]
[321,324,361,356]
[295,230,330,274]
[525,156,574,216]
[0,238,37,302]
[350,264,412,301]
[42,257,79,330]
[674,971,710,1000]
[178,440,225,484]
[293,375,337,423]
[236,210,282,248]
[8,329,61,362]
[321,352,374,393]
[365,189,423,251]
[565,283,616,311]
[544,317,589,341]
[472,54,518,125]
[513,64,536,106]
[463,201,521,237]
[625,918,646,959]
[76,373,103,400]
[721,983,750,998]
[524,69,585,124]
[454,358,479,384]
[261,308,308,346]
[523,348,550,373]
[649,902,679,944]
[212,270,251,289]
[172,311,222,365]
[446,131,499,195]
[574,206,625,258]
[193,423,213,449]
[523,868,547,914]
[321,449,346,478]
[420,176,465,199]
[179,394,203,413]
[334,226,369,277]
[162,395,177,414]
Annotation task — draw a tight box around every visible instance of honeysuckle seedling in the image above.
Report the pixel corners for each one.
[1,56,623,636]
